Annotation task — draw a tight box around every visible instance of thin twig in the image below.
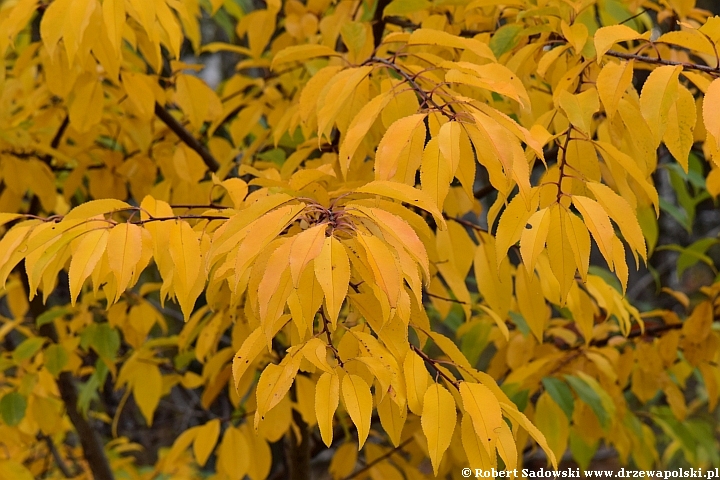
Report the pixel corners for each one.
[604,50,720,75]
[445,215,487,233]
[131,214,230,225]
[411,344,459,388]
[342,438,413,480]
[39,434,75,478]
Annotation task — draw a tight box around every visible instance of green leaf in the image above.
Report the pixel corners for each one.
[659,197,691,232]
[12,337,45,363]
[564,374,609,427]
[569,429,598,471]
[44,344,69,377]
[542,377,574,419]
[508,311,530,337]
[88,323,120,360]
[489,24,523,57]
[383,0,431,16]
[460,321,490,367]
[78,360,109,415]
[36,307,68,328]
[0,392,27,426]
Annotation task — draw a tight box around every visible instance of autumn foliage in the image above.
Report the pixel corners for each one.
[2,0,720,478]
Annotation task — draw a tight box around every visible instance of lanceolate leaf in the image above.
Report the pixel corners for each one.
[421,383,456,475]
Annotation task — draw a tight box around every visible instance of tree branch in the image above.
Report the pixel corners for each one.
[372,0,393,49]
[154,103,220,172]
[342,437,412,480]
[604,49,720,75]
[39,433,75,478]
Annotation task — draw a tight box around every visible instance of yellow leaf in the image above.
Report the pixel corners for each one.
[420,137,453,209]
[107,223,143,303]
[342,373,373,449]
[474,237,513,320]
[133,362,162,426]
[69,74,104,133]
[39,0,73,57]
[374,113,427,182]
[462,414,494,470]
[704,78,720,149]
[478,304,509,341]
[348,205,430,282]
[355,181,446,229]
[459,382,503,457]
[254,355,302,429]
[639,65,681,145]
[572,196,615,268]
[563,208,591,282]
[315,371,340,447]
[357,234,402,308]
[496,414,518,471]
[174,74,222,130]
[500,402,557,469]
[403,350,430,415]
[302,338,333,373]
[68,229,109,305]
[232,327,265,389]
[546,205,577,302]
[271,44,341,69]
[339,91,394,177]
[289,224,327,287]
[329,443,358,479]
[495,190,539,268]
[377,391,407,447]
[534,392,569,464]
[557,88,599,137]
[664,84,696,172]
[64,199,132,222]
[122,72,156,121]
[299,65,344,124]
[438,121,462,175]
[594,141,659,214]
[657,30,717,57]
[596,60,634,118]
[586,182,646,262]
[407,28,496,61]
[561,20,589,53]
[231,204,306,294]
[102,0,125,56]
[445,63,530,107]
[421,383,457,476]
[519,208,550,274]
[611,236,628,293]
[169,221,202,320]
[193,419,221,467]
[314,236,350,328]
[217,427,250,479]
[316,66,373,141]
[594,25,644,60]
[514,267,547,342]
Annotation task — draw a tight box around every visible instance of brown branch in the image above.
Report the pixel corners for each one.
[342,437,413,480]
[38,433,75,478]
[445,215,487,233]
[474,184,495,200]
[604,50,720,75]
[425,291,469,305]
[588,321,683,348]
[131,214,230,225]
[372,0,393,49]
[154,102,220,172]
[411,344,460,388]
